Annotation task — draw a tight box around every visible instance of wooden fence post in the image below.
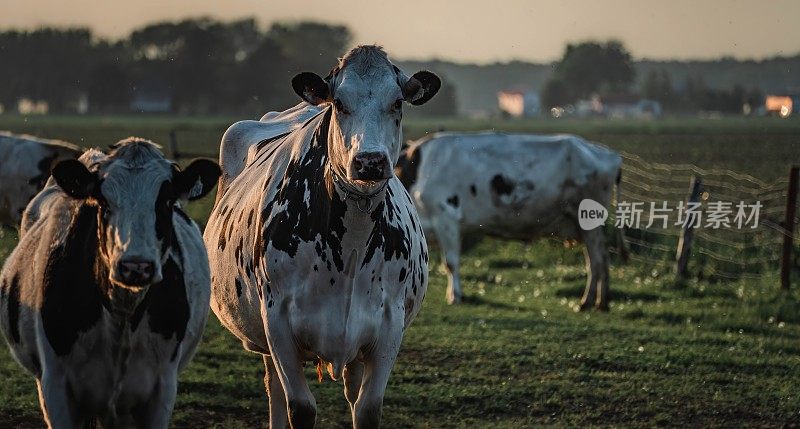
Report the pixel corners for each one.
[676,176,703,279]
[781,166,799,290]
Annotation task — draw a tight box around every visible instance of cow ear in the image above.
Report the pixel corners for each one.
[174,158,221,201]
[292,72,331,105]
[403,71,441,106]
[52,159,98,199]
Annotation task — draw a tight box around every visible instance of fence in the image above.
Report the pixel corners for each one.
[613,151,799,286]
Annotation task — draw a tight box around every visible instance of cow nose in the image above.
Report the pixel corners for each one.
[117,258,156,286]
[351,152,390,181]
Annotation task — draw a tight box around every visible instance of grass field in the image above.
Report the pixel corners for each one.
[0,115,799,427]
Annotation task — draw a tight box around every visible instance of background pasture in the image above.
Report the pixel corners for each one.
[0,116,798,427]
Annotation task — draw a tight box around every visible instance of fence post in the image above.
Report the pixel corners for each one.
[169,130,179,161]
[781,166,799,290]
[676,176,703,279]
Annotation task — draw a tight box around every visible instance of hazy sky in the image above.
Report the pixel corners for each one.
[1,0,798,63]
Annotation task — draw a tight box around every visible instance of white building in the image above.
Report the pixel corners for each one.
[498,90,541,118]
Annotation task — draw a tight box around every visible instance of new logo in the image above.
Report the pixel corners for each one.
[578,199,608,230]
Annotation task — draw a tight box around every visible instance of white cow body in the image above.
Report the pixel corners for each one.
[397,132,622,310]
[206,46,439,428]
[0,132,82,226]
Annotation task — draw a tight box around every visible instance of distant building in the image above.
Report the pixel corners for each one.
[498,90,541,118]
[765,95,799,118]
[574,94,661,119]
[17,98,49,115]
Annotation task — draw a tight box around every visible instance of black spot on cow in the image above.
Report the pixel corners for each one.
[5,275,21,343]
[470,184,477,196]
[217,208,234,251]
[247,208,255,227]
[257,133,291,152]
[446,194,459,208]
[130,258,190,361]
[313,264,318,272]
[155,180,179,253]
[28,150,59,189]
[174,207,192,225]
[261,110,348,273]
[490,174,515,195]
[235,238,244,266]
[398,267,407,282]
[362,192,411,268]
[394,144,422,190]
[41,204,105,357]
[330,278,335,286]
[235,278,243,296]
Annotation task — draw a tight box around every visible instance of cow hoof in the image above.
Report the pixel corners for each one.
[288,400,316,429]
[578,300,592,312]
[595,303,609,312]
[446,295,462,305]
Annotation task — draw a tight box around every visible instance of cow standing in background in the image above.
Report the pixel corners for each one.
[0,132,82,227]
[206,46,439,428]
[395,132,622,311]
[0,139,220,428]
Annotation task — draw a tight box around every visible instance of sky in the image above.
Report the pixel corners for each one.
[1,0,798,64]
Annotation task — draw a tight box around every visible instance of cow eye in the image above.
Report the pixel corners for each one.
[393,99,403,111]
[333,98,349,114]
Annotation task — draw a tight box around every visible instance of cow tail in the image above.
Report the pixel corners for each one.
[614,168,630,263]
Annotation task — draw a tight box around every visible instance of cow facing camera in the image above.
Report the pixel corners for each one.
[578,199,608,230]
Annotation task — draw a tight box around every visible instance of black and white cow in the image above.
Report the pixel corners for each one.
[0,132,82,227]
[0,138,220,428]
[205,45,439,428]
[395,132,622,311]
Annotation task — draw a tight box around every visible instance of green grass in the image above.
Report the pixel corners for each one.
[1,232,798,427]
[0,116,798,427]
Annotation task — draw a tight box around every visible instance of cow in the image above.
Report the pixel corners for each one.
[205,45,439,428]
[395,132,623,311]
[0,132,82,227]
[0,138,221,428]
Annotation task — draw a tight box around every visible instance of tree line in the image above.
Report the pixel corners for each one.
[541,41,764,114]
[0,18,456,116]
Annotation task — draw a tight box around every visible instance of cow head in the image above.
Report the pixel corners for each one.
[52,139,220,291]
[292,45,440,190]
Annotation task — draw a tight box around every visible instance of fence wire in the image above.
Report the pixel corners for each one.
[614,151,798,281]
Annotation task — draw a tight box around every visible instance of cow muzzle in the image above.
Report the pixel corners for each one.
[349,152,391,181]
[113,257,161,288]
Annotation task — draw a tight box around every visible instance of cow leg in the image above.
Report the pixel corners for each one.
[352,323,403,429]
[37,374,82,429]
[432,213,462,304]
[343,360,364,413]
[265,321,316,429]
[579,243,597,312]
[580,228,610,311]
[133,375,177,429]
[264,354,288,429]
